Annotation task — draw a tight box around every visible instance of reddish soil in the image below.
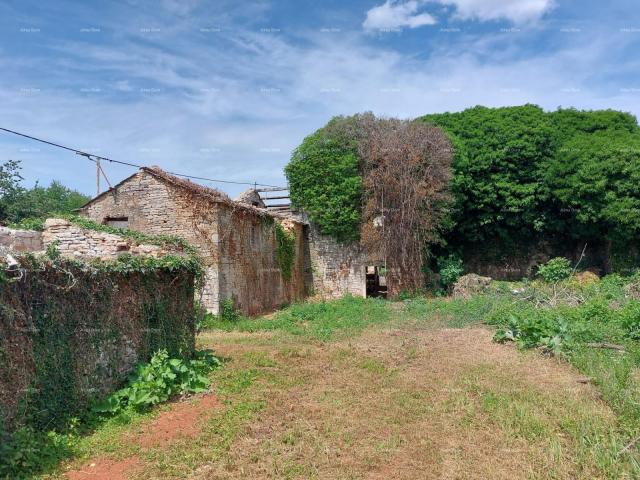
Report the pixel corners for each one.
[136,393,220,448]
[64,393,220,480]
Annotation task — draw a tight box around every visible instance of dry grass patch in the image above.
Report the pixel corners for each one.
[173,325,624,479]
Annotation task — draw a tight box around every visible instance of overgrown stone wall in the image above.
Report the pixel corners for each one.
[0,219,176,259]
[305,224,367,298]
[217,207,306,315]
[79,169,308,315]
[42,218,171,258]
[0,259,195,433]
[79,171,221,310]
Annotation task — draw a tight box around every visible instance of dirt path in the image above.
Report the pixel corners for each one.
[64,394,220,479]
[63,325,620,479]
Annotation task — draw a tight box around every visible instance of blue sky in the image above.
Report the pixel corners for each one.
[0,0,639,197]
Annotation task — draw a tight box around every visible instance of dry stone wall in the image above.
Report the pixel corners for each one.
[0,227,43,252]
[0,219,174,259]
[42,218,169,258]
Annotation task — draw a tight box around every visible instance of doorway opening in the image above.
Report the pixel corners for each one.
[366,266,388,298]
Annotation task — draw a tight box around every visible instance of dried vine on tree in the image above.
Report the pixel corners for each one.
[357,115,453,294]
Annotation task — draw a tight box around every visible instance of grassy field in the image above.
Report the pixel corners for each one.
[10,276,640,479]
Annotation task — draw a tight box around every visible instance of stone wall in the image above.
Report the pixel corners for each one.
[217,208,306,315]
[305,224,367,298]
[0,226,43,252]
[0,258,195,432]
[0,219,174,259]
[79,171,222,310]
[42,219,169,258]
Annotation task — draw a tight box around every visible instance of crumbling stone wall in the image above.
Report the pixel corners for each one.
[0,260,195,432]
[79,171,222,311]
[0,227,43,252]
[0,219,174,259]
[42,219,169,258]
[305,224,367,298]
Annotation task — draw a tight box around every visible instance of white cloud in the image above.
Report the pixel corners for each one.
[437,0,555,24]
[363,0,436,31]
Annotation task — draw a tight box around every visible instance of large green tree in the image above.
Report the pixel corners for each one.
[545,130,640,254]
[285,116,363,242]
[421,105,555,246]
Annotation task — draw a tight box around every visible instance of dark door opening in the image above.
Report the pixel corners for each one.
[366,266,388,298]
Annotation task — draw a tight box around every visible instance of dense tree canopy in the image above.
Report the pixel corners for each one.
[288,105,640,279]
[0,160,90,225]
[422,104,554,245]
[285,116,363,242]
[421,105,640,254]
[545,130,640,242]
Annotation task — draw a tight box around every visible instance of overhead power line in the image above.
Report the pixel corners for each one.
[0,127,286,189]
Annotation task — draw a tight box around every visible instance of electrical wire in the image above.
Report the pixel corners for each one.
[0,127,286,189]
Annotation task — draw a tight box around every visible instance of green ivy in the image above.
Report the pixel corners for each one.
[1,252,199,434]
[275,223,296,280]
[285,116,363,242]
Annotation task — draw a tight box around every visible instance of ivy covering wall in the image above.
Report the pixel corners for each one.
[0,254,197,433]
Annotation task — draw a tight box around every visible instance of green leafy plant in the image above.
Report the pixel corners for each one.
[438,254,464,290]
[275,223,296,280]
[285,116,363,242]
[7,217,45,231]
[537,257,572,283]
[94,349,221,414]
[619,301,640,340]
[0,417,80,479]
[45,240,61,260]
[220,298,240,322]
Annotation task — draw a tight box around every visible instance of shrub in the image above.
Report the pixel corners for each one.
[438,255,464,289]
[0,422,78,479]
[220,298,240,322]
[285,116,363,242]
[94,349,221,414]
[537,257,572,283]
[620,301,640,340]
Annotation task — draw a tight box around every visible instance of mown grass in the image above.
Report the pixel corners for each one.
[200,276,640,476]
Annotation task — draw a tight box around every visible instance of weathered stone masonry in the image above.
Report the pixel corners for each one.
[79,168,308,315]
[305,224,367,299]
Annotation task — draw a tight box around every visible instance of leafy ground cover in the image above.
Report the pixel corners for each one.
[9,280,640,479]
[0,350,221,479]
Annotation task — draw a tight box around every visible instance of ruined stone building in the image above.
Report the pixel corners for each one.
[79,167,375,315]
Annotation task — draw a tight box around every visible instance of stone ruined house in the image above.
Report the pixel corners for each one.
[78,167,382,315]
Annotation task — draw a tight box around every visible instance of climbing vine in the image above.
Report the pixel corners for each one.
[275,223,296,280]
[0,251,199,435]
